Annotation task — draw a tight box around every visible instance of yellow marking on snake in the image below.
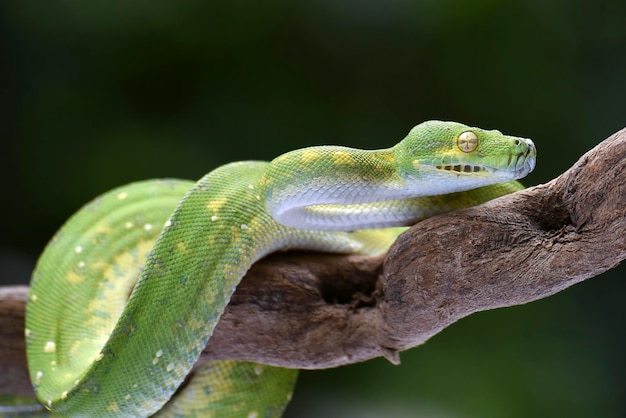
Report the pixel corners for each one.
[332,150,357,166]
[206,197,228,213]
[96,225,112,234]
[300,149,320,164]
[66,270,83,284]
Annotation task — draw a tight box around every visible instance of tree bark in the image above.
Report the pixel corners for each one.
[2,127,625,397]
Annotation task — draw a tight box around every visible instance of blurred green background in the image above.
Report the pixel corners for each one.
[1,1,625,417]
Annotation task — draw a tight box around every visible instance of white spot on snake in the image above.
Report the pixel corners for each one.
[164,220,172,228]
[77,261,85,269]
[254,365,263,375]
[247,411,258,418]
[61,391,68,400]
[74,246,83,254]
[125,221,134,229]
[95,352,104,361]
[152,352,160,365]
[144,223,153,231]
[35,371,43,384]
[211,215,218,222]
[30,294,37,302]
[166,362,174,372]
[117,192,128,200]
[125,394,131,400]
[25,328,31,337]
[241,224,248,230]
[44,341,56,353]
[47,400,52,409]
[248,184,254,189]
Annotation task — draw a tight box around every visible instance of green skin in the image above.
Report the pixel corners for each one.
[11,121,534,417]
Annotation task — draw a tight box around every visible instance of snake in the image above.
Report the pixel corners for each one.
[6,120,535,417]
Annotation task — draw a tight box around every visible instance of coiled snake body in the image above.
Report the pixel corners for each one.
[18,121,535,416]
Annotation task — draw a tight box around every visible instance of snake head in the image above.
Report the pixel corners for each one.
[395,120,536,195]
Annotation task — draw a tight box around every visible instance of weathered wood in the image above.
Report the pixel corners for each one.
[2,127,624,397]
[0,286,31,396]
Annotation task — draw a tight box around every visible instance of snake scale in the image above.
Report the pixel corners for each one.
[4,121,536,417]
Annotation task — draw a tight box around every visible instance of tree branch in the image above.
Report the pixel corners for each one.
[2,127,625,397]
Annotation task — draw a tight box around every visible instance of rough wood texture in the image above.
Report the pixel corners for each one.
[0,286,31,397]
[1,127,624,397]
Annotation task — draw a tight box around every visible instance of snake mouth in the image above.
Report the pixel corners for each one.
[435,162,534,177]
[434,160,535,179]
[435,148,536,178]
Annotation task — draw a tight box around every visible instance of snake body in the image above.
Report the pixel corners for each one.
[19,121,535,416]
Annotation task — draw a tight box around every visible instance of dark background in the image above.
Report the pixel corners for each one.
[1,1,625,417]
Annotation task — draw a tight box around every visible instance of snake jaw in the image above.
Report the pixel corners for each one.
[434,157,535,178]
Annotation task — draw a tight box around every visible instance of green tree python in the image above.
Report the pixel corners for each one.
[2,121,536,417]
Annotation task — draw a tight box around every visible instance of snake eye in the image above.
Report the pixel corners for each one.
[456,131,479,153]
